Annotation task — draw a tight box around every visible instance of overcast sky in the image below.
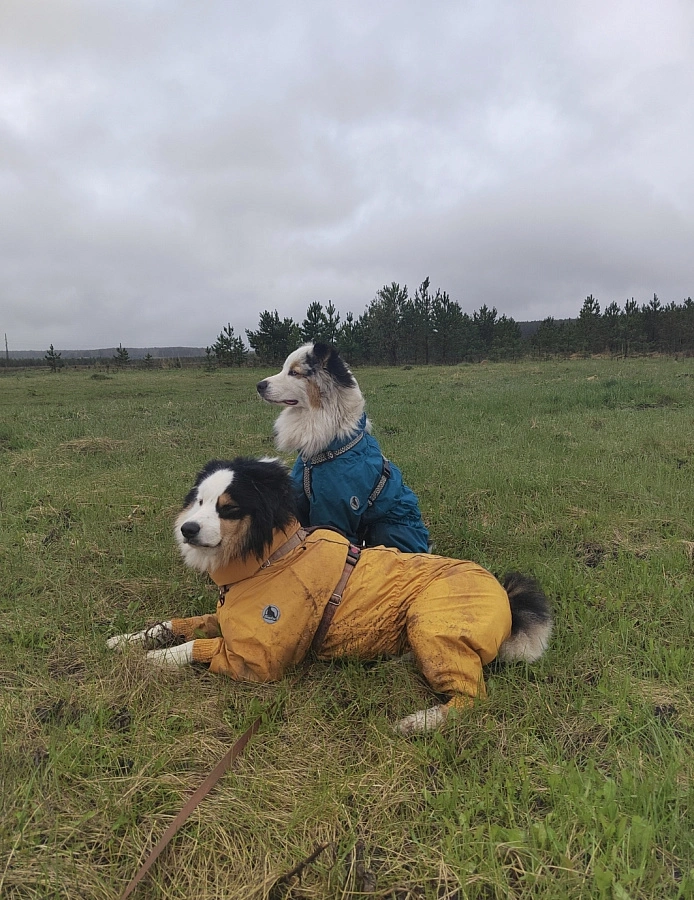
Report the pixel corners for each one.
[2,0,693,351]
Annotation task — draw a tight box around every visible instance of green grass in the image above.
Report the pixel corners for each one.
[1,357,693,899]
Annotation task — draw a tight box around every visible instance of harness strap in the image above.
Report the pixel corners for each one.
[218,528,309,604]
[303,429,364,466]
[310,542,361,655]
[301,430,365,499]
[303,451,392,509]
[367,457,391,506]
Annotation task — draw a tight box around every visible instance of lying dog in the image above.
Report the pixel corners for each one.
[108,457,553,734]
[256,342,430,553]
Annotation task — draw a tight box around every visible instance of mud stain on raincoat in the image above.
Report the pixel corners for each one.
[170,524,512,706]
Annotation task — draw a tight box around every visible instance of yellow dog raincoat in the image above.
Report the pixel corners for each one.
[169,523,512,707]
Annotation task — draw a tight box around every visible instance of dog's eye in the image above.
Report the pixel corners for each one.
[218,503,243,519]
[287,369,301,378]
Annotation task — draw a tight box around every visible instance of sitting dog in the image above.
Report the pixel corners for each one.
[107,457,553,734]
[256,342,430,553]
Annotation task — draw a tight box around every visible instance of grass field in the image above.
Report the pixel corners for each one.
[1,357,693,899]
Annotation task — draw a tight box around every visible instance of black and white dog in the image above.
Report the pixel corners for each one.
[256,343,430,553]
[108,457,553,734]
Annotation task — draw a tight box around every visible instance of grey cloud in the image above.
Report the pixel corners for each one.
[1,0,693,350]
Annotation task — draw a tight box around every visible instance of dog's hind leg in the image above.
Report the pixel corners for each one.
[394,704,449,735]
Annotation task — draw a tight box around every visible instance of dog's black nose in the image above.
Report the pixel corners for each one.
[180,521,200,541]
[257,380,268,395]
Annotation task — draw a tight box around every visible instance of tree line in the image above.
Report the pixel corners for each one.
[210,279,694,366]
[532,293,694,358]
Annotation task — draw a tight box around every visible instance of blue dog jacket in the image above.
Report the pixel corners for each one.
[290,414,430,553]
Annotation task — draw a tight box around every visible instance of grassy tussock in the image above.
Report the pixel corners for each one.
[1,358,693,898]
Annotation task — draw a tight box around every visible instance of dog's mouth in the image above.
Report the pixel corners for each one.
[179,526,222,549]
[182,537,222,548]
[260,396,299,406]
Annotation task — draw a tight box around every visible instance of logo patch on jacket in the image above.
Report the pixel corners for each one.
[262,605,281,623]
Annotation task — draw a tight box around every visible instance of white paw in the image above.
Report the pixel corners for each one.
[394,705,448,736]
[106,622,173,651]
[146,642,194,668]
[107,631,145,651]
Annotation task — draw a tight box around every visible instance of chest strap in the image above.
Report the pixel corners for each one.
[310,542,361,655]
[303,452,392,510]
[301,430,365,499]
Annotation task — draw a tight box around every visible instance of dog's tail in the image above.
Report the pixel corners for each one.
[498,572,553,663]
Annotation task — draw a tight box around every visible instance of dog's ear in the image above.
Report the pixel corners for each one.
[308,343,356,388]
[240,458,297,558]
[324,346,356,389]
[310,342,332,365]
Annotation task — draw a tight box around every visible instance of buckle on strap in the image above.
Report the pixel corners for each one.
[327,544,361,606]
[311,542,361,654]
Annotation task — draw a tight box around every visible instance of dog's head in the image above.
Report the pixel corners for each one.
[256,342,357,410]
[175,457,297,572]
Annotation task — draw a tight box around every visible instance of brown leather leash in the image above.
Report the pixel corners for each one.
[119,709,266,900]
[119,535,361,899]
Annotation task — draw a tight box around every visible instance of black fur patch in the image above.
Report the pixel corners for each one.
[183,458,297,559]
[503,571,553,635]
[310,342,356,389]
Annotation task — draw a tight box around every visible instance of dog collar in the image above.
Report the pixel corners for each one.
[301,428,364,466]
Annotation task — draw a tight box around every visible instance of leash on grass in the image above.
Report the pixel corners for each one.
[119,539,361,899]
[119,704,268,900]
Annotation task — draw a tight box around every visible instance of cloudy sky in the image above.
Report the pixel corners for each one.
[2,0,693,351]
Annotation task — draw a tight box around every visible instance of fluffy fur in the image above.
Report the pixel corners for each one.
[109,457,554,734]
[256,342,430,553]
[256,342,365,458]
[174,457,296,573]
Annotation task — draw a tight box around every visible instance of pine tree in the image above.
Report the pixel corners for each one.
[575,295,603,353]
[45,344,63,372]
[300,302,329,344]
[412,277,433,364]
[473,305,498,356]
[211,323,247,366]
[113,344,130,367]
[246,310,301,363]
[324,301,341,345]
[362,283,408,365]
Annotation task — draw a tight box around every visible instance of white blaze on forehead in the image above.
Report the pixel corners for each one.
[195,468,235,505]
[281,345,311,373]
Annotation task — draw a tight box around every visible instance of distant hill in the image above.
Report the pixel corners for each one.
[7,346,207,360]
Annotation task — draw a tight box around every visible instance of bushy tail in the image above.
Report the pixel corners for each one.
[499,572,553,663]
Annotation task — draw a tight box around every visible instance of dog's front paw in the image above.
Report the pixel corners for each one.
[146,642,194,668]
[394,705,448,736]
[106,622,174,652]
[107,632,144,651]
